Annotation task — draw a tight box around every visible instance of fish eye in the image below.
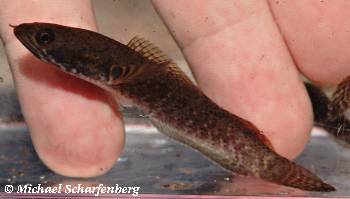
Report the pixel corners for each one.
[111,66,123,78]
[35,28,54,45]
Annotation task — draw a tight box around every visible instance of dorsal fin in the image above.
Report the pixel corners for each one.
[128,36,171,64]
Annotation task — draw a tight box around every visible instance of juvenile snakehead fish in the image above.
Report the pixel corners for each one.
[13,22,335,192]
[306,76,350,144]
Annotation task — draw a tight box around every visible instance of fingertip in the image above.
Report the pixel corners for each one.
[1,0,124,177]
[25,69,126,177]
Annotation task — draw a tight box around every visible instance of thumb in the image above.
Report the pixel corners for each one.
[0,0,124,177]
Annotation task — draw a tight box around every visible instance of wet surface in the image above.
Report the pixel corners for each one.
[0,114,349,197]
[0,89,23,123]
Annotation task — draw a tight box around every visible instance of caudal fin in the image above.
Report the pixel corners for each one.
[258,155,335,192]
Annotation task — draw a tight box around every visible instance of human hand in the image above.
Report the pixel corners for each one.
[152,0,350,159]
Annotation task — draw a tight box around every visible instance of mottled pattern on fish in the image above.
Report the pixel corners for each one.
[306,76,350,144]
[13,23,336,192]
[328,76,350,122]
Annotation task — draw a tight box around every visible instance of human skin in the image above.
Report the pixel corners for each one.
[0,0,124,177]
[0,0,349,177]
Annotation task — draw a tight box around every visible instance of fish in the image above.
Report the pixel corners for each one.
[13,22,336,192]
[306,76,350,144]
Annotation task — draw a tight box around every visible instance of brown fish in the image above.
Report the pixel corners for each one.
[306,76,350,144]
[13,22,335,192]
[328,76,350,122]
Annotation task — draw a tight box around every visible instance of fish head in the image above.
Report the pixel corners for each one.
[13,22,144,87]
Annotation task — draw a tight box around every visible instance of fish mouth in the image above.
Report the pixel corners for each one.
[13,27,47,61]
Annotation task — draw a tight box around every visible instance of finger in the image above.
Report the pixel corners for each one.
[152,0,313,159]
[0,0,124,177]
[269,0,350,86]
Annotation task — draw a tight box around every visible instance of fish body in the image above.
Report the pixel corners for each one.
[306,77,350,144]
[13,22,335,192]
[328,76,350,122]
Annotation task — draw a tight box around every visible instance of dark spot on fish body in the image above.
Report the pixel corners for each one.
[234,142,244,152]
[208,128,221,141]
